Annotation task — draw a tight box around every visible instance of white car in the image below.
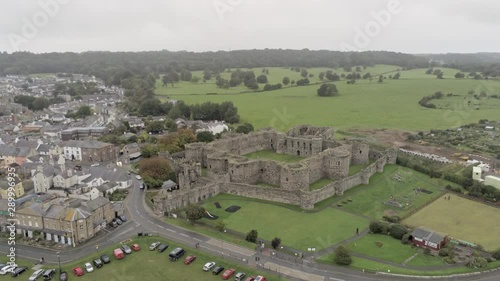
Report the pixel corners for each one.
[203,261,215,271]
[135,175,142,180]
[91,163,100,167]
[84,262,94,273]
[0,265,16,275]
[29,269,45,280]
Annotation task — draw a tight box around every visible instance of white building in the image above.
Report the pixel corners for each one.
[472,166,483,182]
[64,146,82,161]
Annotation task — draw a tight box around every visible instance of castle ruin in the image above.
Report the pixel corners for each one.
[154,125,397,212]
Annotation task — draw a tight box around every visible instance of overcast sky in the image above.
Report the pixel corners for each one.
[0,0,499,54]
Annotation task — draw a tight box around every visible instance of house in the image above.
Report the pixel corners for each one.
[15,196,114,246]
[82,167,131,190]
[53,169,79,189]
[36,144,52,155]
[409,228,448,250]
[62,140,118,163]
[0,176,24,199]
[0,144,35,167]
[32,164,56,193]
[61,127,107,141]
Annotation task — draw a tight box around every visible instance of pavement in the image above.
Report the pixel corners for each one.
[2,177,500,281]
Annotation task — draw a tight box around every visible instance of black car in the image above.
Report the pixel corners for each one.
[118,215,127,222]
[93,258,103,268]
[100,254,111,264]
[11,267,27,277]
[157,244,169,252]
[212,266,224,275]
[59,271,68,281]
[115,218,123,225]
[42,269,56,280]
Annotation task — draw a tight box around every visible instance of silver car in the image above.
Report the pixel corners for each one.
[28,269,44,281]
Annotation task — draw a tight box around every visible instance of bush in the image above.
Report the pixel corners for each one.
[389,224,408,240]
[423,248,432,255]
[334,246,352,265]
[383,215,401,223]
[246,229,258,243]
[443,256,456,264]
[271,237,282,249]
[215,220,226,232]
[438,248,450,257]
[492,249,500,260]
[401,233,411,245]
[467,256,488,268]
[369,221,384,234]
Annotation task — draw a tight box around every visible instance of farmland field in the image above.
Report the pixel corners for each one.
[156,65,500,131]
[201,194,369,251]
[404,193,500,251]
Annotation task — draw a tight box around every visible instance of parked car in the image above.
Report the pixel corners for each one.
[109,221,118,227]
[0,264,5,270]
[168,247,185,261]
[84,262,94,273]
[135,175,142,180]
[184,255,196,265]
[73,267,84,276]
[222,268,235,280]
[0,265,16,275]
[115,218,123,225]
[203,261,216,271]
[11,267,27,277]
[42,269,56,280]
[121,245,132,254]
[93,258,103,268]
[113,249,124,260]
[118,215,127,222]
[212,266,224,275]
[91,163,100,167]
[100,254,111,264]
[254,276,267,281]
[235,272,246,281]
[157,244,169,253]
[131,244,140,251]
[244,277,255,281]
[59,271,68,281]
[28,268,44,280]
[149,241,160,250]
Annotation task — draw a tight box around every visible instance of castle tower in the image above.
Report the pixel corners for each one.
[351,142,369,165]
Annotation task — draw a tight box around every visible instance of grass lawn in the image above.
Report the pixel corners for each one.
[0,236,284,281]
[404,194,500,251]
[309,179,332,191]
[201,194,369,251]
[406,253,446,267]
[348,160,374,176]
[340,257,500,276]
[244,150,303,163]
[347,234,421,264]
[156,66,500,131]
[340,165,446,219]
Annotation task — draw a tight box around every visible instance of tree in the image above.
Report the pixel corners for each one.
[317,83,339,97]
[146,121,165,134]
[197,131,214,142]
[282,77,290,86]
[455,72,465,79]
[215,220,226,232]
[271,237,282,249]
[185,204,205,223]
[389,224,408,240]
[236,123,254,134]
[325,71,340,81]
[369,221,384,234]
[31,97,51,111]
[300,68,308,78]
[437,72,444,79]
[256,75,268,84]
[426,68,433,75]
[203,69,212,80]
[318,72,325,80]
[180,69,193,81]
[190,76,201,83]
[246,229,258,243]
[334,246,352,265]
[296,78,310,86]
[393,72,401,79]
[139,156,175,188]
[378,75,384,83]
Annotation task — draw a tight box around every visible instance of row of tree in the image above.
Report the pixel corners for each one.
[13,95,65,111]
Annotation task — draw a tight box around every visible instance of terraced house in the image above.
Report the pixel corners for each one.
[14,196,114,246]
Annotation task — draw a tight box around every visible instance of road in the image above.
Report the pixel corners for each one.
[2,178,500,281]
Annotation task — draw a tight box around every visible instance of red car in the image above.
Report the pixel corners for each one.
[222,268,236,280]
[73,267,84,276]
[254,276,267,281]
[244,277,255,281]
[184,255,196,265]
[131,244,141,251]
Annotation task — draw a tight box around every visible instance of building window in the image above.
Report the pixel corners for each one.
[80,225,84,230]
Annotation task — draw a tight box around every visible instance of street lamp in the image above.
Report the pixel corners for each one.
[57,252,62,273]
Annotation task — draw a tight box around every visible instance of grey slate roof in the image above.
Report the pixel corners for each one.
[63,140,112,149]
[411,228,445,244]
[0,144,30,157]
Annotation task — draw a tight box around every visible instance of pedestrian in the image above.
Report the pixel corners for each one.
[40,257,44,264]
[356,228,359,235]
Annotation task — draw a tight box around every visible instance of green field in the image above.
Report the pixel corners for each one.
[347,234,444,265]
[156,65,500,131]
[0,236,282,281]
[404,194,500,251]
[339,165,447,219]
[244,150,303,163]
[201,194,369,251]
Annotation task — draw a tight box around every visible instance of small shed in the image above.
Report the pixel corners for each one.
[409,228,448,250]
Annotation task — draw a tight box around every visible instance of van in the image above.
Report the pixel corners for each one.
[42,268,56,280]
[168,247,186,261]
